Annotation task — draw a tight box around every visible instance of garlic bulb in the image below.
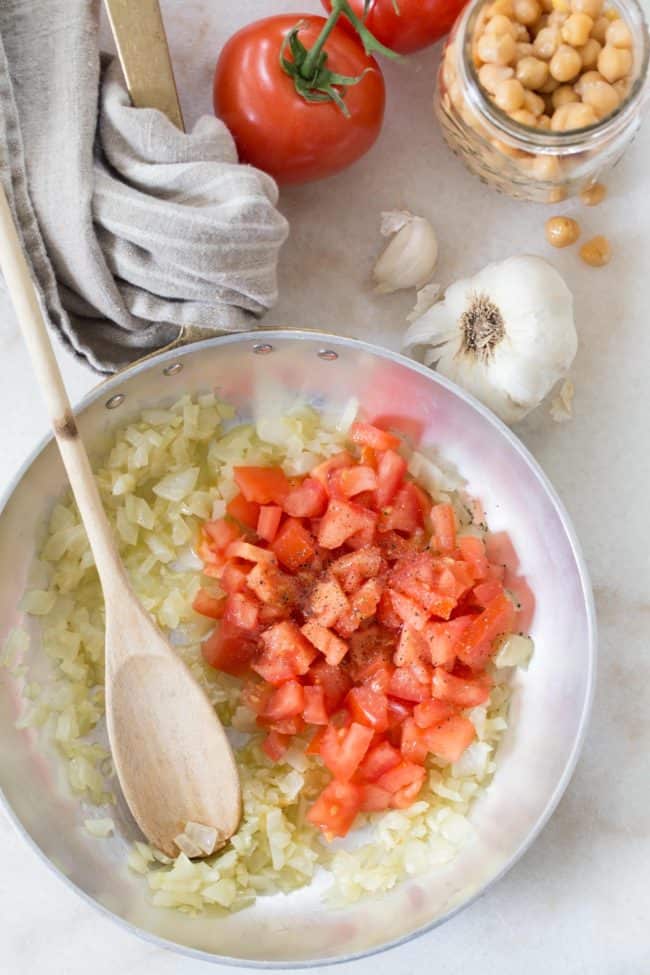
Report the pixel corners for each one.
[373,211,438,294]
[402,256,577,425]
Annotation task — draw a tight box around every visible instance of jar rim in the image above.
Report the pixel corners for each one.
[459,0,650,153]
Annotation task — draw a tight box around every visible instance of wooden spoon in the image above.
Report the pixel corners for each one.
[0,186,241,857]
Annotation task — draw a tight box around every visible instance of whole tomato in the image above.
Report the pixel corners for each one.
[321,0,468,54]
[213,15,386,185]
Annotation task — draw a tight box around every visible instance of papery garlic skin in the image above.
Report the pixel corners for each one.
[373,211,438,294]
[403,256,577,425]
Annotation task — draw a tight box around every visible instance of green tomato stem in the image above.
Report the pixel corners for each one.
[300,7,344,80]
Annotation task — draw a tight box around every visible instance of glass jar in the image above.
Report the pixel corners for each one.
[435,0,650,202]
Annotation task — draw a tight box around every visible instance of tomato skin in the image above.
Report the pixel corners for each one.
[192,588,227,620]
[358,739,401,780]
[214,16,385,185]
[233,466,290,506]
[263,679,305,721]
[421,714,476,763]
[309,660,353,711]
[307,780,363,838]
[346,685,389,731]
[257,505,283,543]
[321,0,467,54]
[284,477,328,518]
[272,518,317,571]
[226,494,260,531]
[375,449,407,508]
[319,720,374,781]
[303,685,330,725]
[201,622,257,676]
[223,592,260,631]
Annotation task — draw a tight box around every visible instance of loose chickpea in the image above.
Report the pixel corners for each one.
[524,89,546,114]
[516,55,550,87]
[511,108,540,124]
[478,63,515,92]
[598,44,632,83]
[486,13,518,36]
[581,77,620,117]
[552,83,580,107]
[551,101,598,128]
[590,15,609,43]
[605,18,632,48]
[571,0,602,16]
[537,113,553,128]
[562,12,593,45]
[516,41,536,57]
[494,77,527,110]
[550,44,583,81]
[513,0,541,24]
[580,234,611,266]
[477,30,518,64]
[579,181,607,205]
[545,215,581,247]
[534,25,562,59]
[578,37,602,69]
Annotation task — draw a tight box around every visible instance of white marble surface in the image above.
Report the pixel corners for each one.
[1,1,649,972]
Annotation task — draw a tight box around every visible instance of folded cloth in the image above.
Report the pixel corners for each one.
[0,0,288,373]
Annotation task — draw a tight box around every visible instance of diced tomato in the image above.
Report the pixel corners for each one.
[233,466,291,505]
[307,780,363,839]
[226,540,277,564]
[267,715,305,736]
[377,530,420,561]
[388,589,429,631]
[455,591,517,668]
[201,622,256,676]
[307,576,349,628]
[378,482,422,534]
[346,686,388,731]
[363,662,394,695]
[421,715,476,763]
[223,591,259,631]
[246,560,296,607]
[240,679,273,715]
[302,685,329,725]
[309,659,352,711]
[252,621,317,684]
[310,451,354,490]
[413,698,456,729]
[431,503,456,554]
[458,535,489,579]
[301,620,349,666]
[192,588,227,620]
[220,559,250,594]
[486,561,506,582]
[434,559,475,600]
[318,720,374,781]
[358,739,401,781]
[472,579,504,607]
[226,494,260,531]
[346,626,395,682]
[375,449,407,508]
[360,783,392,811]
[388,666,430,702]
[359,445,377,469]
[394,626,428,667]
[318,499,377,549]
[272,518,316,571]
[335,578,383,637]
[421,616,474,669]
[330,464,378,499]
[350,421,401,452]
[256,505,283,543]
[376,760,425,797]
[283,477,328,518]
[345,518,378,550]
[386,697,411,731]
[376,590,403,630]
[432,667,492,707]
[198,536,223,567]
[400,717,428,764]
[263,679,305,721]
[262,730,289,762]
[306,725,327,755]
[203,517,241,550]
[330,545,383,593]
[411,483,432,523]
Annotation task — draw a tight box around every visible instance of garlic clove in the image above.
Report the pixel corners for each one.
[403,255,577,425]
[373,211,439,294]
[407,282,442,322]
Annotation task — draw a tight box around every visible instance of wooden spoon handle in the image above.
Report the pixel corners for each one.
[0,185,125,597]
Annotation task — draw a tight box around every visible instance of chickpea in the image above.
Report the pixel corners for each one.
[604,7,620,20]
[494,77,527,110]
[551,101,598,128]
[579,181,607,205]
[540,0,555,10]
[552,0,570,12]
[477,31,518,64]
[590,15,609,43]
[578,37,602,69]
[570,0,602,16]
[548,10,569,27]
[574,68,604,93]
[537,113,553,128]
[548,186,569,203]
[516,55,550,88]
[581,77,620,117]
[478,63,515,92]
[516,41,536,57]
[486,13,518,36]
[605,19,632,49]
[511,108,539,125]
[545,215,581,247]
[524,89,546,114]
[549,44,583,81]
[614,77,630,98]
[534,13,550,31]
[534,26,562,59]
[533,153,563,178]
[579,234,611,266]
[562,12,593,45]
[552,83,580,108]
[539,74,561,92]
[490,0,515,15]
[598,44,632,83]
[513,0,541,24]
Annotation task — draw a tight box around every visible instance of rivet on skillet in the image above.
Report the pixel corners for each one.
[253,343,274,355]
[105,394,125,410]
[163,362,183,376]
[317,349,338,361]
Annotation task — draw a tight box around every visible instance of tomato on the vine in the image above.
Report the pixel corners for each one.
[213,15,386,185]
[321,0,469,54]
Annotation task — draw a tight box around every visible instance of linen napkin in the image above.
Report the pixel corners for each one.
[0,0,289,373]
